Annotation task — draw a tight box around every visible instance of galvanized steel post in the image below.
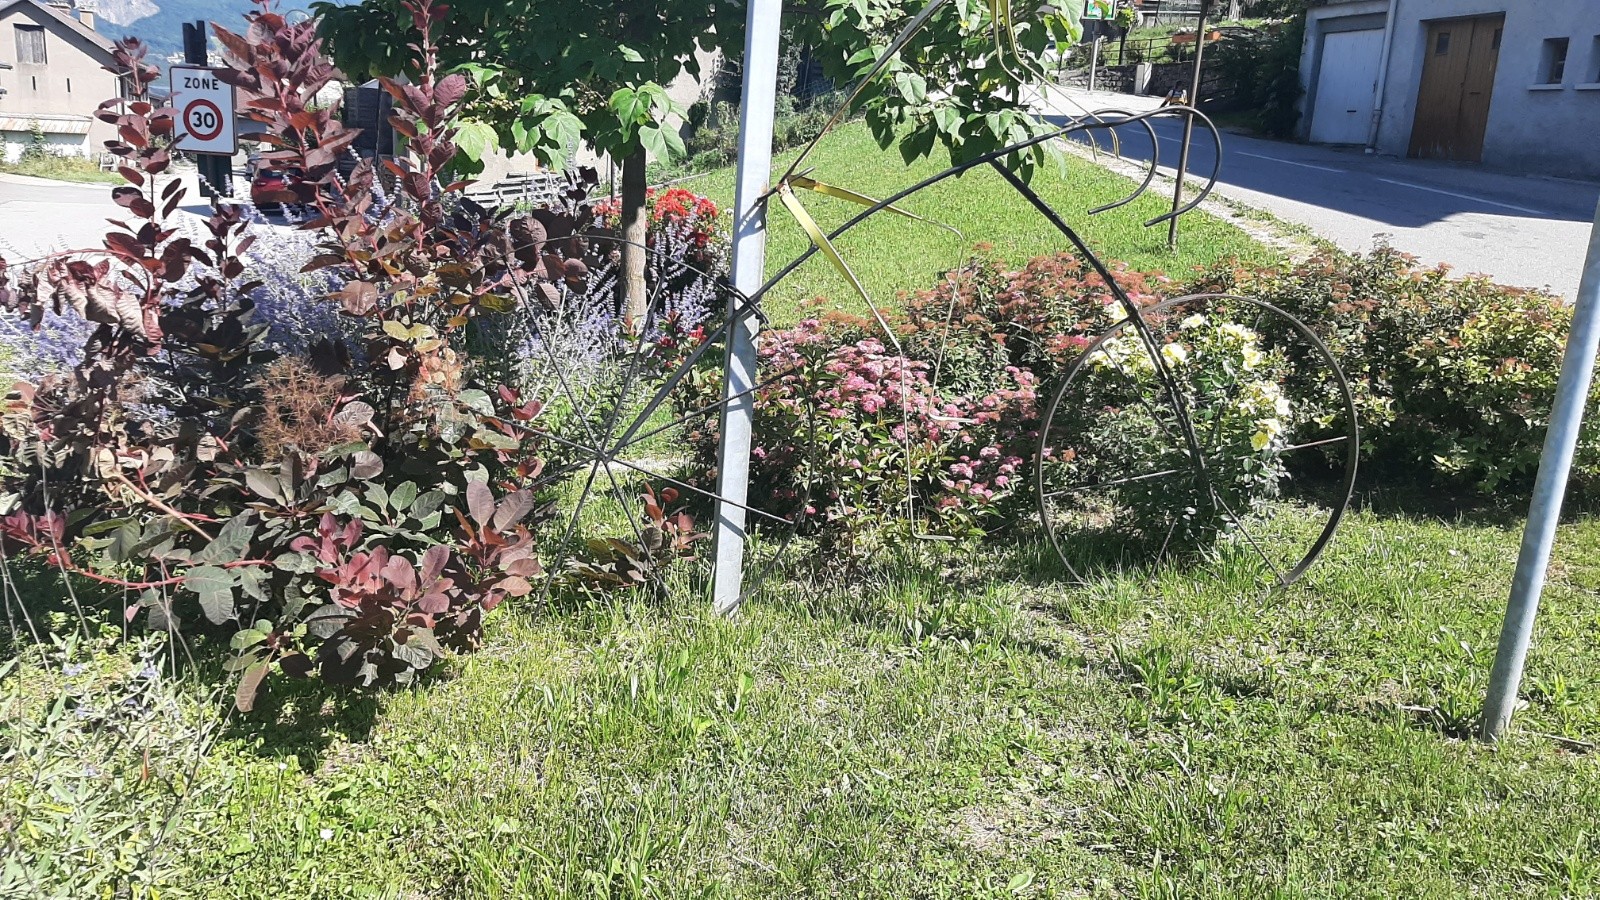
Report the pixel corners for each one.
[1167,0,1210,251]
[1482,199,1600,741]
[711,0,783,616]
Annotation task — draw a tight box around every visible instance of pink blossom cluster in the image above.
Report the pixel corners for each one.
[938,367,1039,510]
[731,321,1046,533]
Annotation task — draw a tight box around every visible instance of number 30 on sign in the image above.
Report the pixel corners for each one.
[171,65,237,155]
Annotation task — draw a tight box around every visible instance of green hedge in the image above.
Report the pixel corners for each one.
[1188,245,1595,493]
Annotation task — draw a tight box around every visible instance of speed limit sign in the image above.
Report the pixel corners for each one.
[171,65,237,154]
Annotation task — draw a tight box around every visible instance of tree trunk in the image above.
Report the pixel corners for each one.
[618,148,650,328]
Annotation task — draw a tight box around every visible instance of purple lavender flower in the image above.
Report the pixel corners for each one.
[0,300,93,378]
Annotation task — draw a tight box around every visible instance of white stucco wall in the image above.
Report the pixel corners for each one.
[1301,0,1600,178]
[0,126,87,160]
[0,1,120,156]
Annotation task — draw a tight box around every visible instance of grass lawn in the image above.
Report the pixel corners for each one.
[687,123,1276,326]
[8,127,1599,899]
[121,503,1599,898]
[0,154,123,184]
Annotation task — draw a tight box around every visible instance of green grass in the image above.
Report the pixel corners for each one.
[30,502,1585,898]
[10,129,1600,898]
[0,153,123,184]
[687,123,1277,326]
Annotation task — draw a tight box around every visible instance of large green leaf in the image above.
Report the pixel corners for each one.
[186,565,240,624]
[454,118,499,162]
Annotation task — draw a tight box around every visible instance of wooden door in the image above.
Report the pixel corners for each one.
[1409,15,1503,162]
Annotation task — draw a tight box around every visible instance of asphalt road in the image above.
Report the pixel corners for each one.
[1039,89,1599,299]
[0,173,126,263]
[5,117,1598,299]
[0,170,243,265]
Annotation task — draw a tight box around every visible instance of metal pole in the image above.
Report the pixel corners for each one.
[1482,198,1600,741]
[1088,35,1101,93]
[711,0,783,616]
[1166,0,1210,250]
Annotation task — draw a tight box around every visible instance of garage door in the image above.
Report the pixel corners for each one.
[1309,29,1385,145]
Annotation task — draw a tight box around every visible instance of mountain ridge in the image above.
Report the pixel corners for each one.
[89,0,312,62]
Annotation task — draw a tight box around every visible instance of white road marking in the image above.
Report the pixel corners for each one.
[1237,151,1345,173]
[1373,177,1546,215]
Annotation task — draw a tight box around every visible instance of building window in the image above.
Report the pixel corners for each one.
[1435,31,1450,55]
[14,24,46,65]
[1593,35,1600,82]
[1541,37,1569,85]
[66,77,71,93]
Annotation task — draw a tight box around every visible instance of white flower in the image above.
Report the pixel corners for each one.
[320,828,334,840]
[1219,322,1257,343]
[1180,314,1208,330]
[1088,336,1150,374]
[1251,417,1284,451]
[1160,342,1189,366]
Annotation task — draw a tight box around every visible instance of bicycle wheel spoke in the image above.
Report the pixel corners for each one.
[1208,487,1287,585]
[533,322,653,553]
[1278,435,1351,455]
[537,429,611,461]
[600,454,795,527]
[1098,341,1185,448]
[608,318,734,450]
[1040,466,1184,499]
[1203,310,1269,452]
[613,363,802,455]
[1154,514,1182,567]
[538,461,603,598]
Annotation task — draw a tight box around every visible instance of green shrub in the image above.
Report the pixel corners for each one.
[675,253,1297,558]
[1190,245,1595,491]
[1209,17,1305,138]
[1047,311,1293,542]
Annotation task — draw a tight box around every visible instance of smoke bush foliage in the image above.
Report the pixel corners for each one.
[0,1,667,710]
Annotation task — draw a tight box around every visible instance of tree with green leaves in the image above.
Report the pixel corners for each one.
[312,0,1081,316]
[313,0,743,317]
[792,0,1081,177]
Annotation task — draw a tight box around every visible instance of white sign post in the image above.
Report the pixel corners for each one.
[171,65,237,155]
[710,0,783,616]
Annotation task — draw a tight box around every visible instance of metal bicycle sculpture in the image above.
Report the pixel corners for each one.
[515,2,1359,599]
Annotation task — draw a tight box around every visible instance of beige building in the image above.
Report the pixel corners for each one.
[0,0,120,162]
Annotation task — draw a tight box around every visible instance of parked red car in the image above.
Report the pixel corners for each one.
[247,157,304,215]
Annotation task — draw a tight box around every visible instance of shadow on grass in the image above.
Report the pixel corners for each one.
[0,561,128,657]
[1,559,388,770]
[1331,455,1600,529]
[220,677,384,771]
